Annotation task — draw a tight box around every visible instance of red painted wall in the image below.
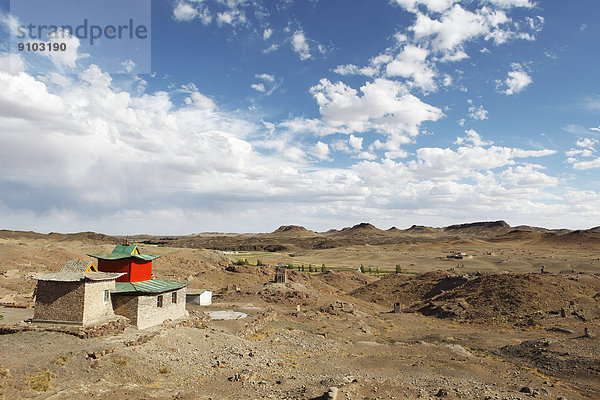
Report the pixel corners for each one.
[129,260,152,282]
[97,259,153,282]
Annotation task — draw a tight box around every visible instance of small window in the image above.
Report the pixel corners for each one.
[103,290,110,304]
[157,295,163,308]
[172,292,177,304]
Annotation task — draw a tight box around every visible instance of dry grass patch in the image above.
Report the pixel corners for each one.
[27,369,53,392]
[112,356,128,367]
[53,355,69,367]
[158,366,170,375]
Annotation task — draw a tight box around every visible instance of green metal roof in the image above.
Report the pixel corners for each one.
[89,253,161,261]
[89,244,161,261]
[112,244,139,255]
[113,279,189,294]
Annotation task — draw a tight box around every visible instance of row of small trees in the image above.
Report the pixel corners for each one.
[359,264,403,274]
[233,258,404,274]
[288,263,327,273]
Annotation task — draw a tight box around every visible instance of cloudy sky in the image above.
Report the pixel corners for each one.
[0,0,599,234]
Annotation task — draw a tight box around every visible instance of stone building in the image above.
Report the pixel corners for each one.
[90,244,190,329]
[32,245,190,330]
[111,280,189,330]
[33,260,123,325]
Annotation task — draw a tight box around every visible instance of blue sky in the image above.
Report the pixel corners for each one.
[0,0,599,234]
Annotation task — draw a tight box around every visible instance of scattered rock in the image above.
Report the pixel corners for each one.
[326,386,339,400]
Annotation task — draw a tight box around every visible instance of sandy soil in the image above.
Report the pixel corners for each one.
[0,229,599,399]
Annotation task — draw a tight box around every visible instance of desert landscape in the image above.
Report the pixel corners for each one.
[1,221,599,399]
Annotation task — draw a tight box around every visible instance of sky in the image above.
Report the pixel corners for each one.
[0,0,599,234]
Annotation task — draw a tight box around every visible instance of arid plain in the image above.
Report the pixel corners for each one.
[1,221,599,399]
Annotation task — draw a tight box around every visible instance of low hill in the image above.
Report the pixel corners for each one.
[350,271,467,307]
[413,273,600,324]
[444,220,511,238]
[0,230,118,244]
[351,270,600,325]
[333,223,387,236]
[271,225,315,236]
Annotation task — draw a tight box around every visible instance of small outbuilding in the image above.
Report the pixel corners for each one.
[186,289,212,306]
[274,267,288,283]
[33,260,124,326]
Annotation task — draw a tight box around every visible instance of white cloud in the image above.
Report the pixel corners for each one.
[497,63,532,95]
[349,135,363,152]
[487,0,534,8]
[44,29,87,70]
[467,100,489,120]
[385,45,437,92]
[173,2,198,22]
[292,30,311,60]
[255,73,275,82]
[412,5,494,54]
[333,64,378,77]
[283,146,306,162]
[576,138,598,150]
[563,124,593,135]
[217,9,247,27]
[455,129,492,146]
[0,54,25,75]
[411,144,555,180]
[566,149,594,158]
[393,0,456,13]
[250,83,265,92]
[312,141,330,161]
[263,28,273,40]
[572,158,600,170]
[500,165,558,188]
[310,78,444,138]
[263,44,279,54]
[121,59,135,73]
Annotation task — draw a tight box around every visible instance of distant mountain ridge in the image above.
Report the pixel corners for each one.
[3,220,599,252]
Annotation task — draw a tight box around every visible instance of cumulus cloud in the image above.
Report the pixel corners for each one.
[497,63,532,95]
[310,78,444,137]
[385,45,437,92]
[263,28,273,40]
[250,83,265,92]
[173,2,198,22]
[217,9,247,27]
[312,141,331,161]
[0,54,25,75]
[292,30,311,60]
[0,64,344,222]
[455,129,492,146]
